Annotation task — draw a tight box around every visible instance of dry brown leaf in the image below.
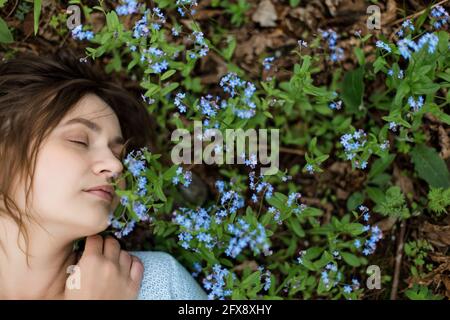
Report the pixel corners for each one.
[22,12,34,37]
[415,253,450,297]
[438,126,450,160]
[406,253,449,296]
[422,222,450,248]
[328,161,350,174]
[289,5,324,30]
[443,276,450,299]
[335,0,366,13]
[430,253,450,264]
[251,0,278,27]
[393,164,414,196]
[325,0,341,16]
[336,187,349,200]
[385,0,398,25]
[234,260,259,272]
[192,9,223,20]
[376,217,397,232]
[235,29,290,65]
[329,0,367,27]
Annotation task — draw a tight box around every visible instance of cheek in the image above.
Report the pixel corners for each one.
[31,144,85,212]
[24,141,110,235]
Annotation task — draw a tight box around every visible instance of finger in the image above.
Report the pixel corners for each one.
[103,236,121,261]
[129,256,144,284]
[82,235,104,256]
[119,250,132,273]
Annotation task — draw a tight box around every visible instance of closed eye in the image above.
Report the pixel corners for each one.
[69,140,88,147]
[70,140,122,160]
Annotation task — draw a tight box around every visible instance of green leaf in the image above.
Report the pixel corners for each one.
[154,179,167,202]
[93,5,106,13]
[142,81,160,96]
[394,81,410,106]
[366,187,386,204]
[241,271,261,289]
[222,36,236,61]
[354,47,365,66]
[106,11,119,31]
[161,69,176,81]
[266,192,288,212]
[428,187,450,215]
[304,247,324,260]
[410,144,450,188]
[199,247,219,265]
[315,251,334,269]
[405,284,444,300]
[263,111,273,119]
[373,56,386,73]
[368,154,395,180]
[438,30,449,54]
[346,192,364,211]
[287,218,305,237]
[161,82,179,96]
[341,252,361,267]
[0,17,13,43]
[163,165,178,181]
[437,72,450,83]
[34,0,42,36]
[373,186,410,219]
[370,173,391,187]
[416,9,429,30]
[411,81,440,95]
[341,67,364,114]
[301,259,317,271]
[342,223,365,236]
[361,34,372,42]
[316,154,329,163]
[127,58,138,71]
[429,104,450,126]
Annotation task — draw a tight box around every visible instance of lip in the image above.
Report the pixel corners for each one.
[84,190,113,202]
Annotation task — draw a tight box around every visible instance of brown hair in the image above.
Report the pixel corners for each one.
[0,50,155,259]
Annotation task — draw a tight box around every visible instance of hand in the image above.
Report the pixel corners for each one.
[64,235,144,300]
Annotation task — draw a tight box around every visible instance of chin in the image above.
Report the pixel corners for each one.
[76,211,110,236]
[79,223,109,238]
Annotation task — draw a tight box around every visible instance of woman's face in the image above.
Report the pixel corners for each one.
[16,94,126,238]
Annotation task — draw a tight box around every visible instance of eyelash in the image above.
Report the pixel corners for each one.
[70,140,122,160]
[70,140,88,147]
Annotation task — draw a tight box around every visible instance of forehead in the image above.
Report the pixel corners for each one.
[61,94,122,133]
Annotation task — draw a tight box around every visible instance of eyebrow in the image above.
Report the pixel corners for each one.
[63,117,124,146]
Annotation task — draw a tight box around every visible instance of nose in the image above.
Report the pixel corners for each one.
[92,150,124,180]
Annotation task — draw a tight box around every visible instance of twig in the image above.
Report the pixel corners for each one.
[279,146,305,156]
[389,0,449,26]
[390,220,406,300]
[388,0,449,41]
[6,0,19,18]
[58,32,71,49]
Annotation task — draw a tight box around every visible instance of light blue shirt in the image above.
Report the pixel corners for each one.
[130,251,208,300]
